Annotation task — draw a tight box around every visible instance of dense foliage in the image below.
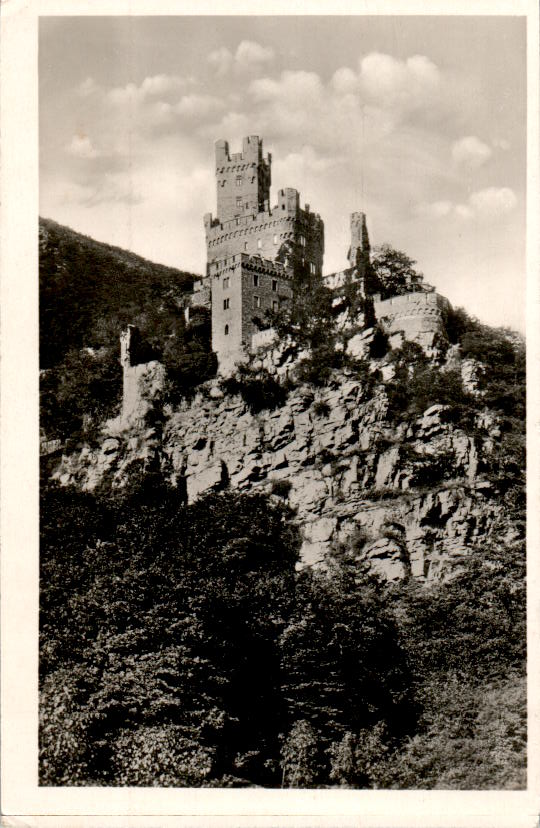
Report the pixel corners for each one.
[40,478,525,788]
[40,484,417,786]
[39,219,217,439]
[371,244,424,298]
[40,218,196,368]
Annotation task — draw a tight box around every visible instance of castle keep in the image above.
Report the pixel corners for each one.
[193,135,324,371]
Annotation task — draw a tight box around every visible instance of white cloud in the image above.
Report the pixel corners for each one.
[358,52,440,111]
[331,67,358,95]
[454,204,474,220]
[207,47,233,77]
[174,94,224,119]
[250,70,322,104]
[416,187,517,222]
[235,40,274,70]
[414,200,453,218]
[66,134,100,159]
[468,186,517,217]
[208,40,274,76]
[106,75,188,106]
[452,135,492,168]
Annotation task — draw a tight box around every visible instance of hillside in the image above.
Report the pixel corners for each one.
[40,218,211,441]
[39,217,199,369]
[39,225,526,789]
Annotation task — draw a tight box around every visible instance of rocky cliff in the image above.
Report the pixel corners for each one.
[52,348,514,582]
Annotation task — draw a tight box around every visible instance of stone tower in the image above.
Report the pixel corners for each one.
[202,136,325,371]
[348,211,370,271]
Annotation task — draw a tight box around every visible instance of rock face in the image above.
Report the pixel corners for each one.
[52,370,506,583]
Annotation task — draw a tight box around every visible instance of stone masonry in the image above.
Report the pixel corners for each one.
[199,136,324,370]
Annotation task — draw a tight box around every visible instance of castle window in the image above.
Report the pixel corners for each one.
[300,235,306,247]
[272,300,279,312]
[253,274,259,287]
[272,279,278,292]
[273,235,278,244]
[224,324,229,336]
[253,295,261,308]
[223,277,229,289]
[236,196,242,208]
[257,239,262,249]
[244,242,248,250]
[223,298,230,310]
[236,176,242,186]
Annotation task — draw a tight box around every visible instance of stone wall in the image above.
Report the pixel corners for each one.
[214,136,271,223]
[210,253,293,372]
[373,291,450,353]
[120,326,166,425]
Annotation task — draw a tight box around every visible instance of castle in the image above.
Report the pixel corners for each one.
[120,135,450,414]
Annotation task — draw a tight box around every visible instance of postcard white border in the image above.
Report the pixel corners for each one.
[1,1,539,825]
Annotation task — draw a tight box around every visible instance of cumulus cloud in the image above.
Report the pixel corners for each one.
[106,74,189,106]
[452,135,492,168]
[416,187,517,221]
[358,52,440,112]
[414,200,453,218]
[207,47,233,77]
[66,134,100,159]
[208,40,274,76]
[235,40,274,69]
[468,186,517,217]
[174,94,224,119]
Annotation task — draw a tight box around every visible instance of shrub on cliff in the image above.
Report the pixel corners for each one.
[40,345,122,442]
[161,307,217,401]
[371,244,424,299]
[221,363,288,414]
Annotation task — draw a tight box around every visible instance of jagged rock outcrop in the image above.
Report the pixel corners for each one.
[52,369,507,582]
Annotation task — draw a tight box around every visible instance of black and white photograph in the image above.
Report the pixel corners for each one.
[1,2,539,825]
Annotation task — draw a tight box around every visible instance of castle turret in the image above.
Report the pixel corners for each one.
[348,211,370,270]
[214,135,271,224]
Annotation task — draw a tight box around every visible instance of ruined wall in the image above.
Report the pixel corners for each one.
[120,326,166,425]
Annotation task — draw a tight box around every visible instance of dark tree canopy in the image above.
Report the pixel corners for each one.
[371,244,424,299]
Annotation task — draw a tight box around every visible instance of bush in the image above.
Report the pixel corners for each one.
[221,366,288,414]
[270,479,293,499]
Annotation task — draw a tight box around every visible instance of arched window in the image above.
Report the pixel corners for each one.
[224,324,229,336]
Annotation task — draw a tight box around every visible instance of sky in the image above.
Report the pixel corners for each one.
[39,15,526,331]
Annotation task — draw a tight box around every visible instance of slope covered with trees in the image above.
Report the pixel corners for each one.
[39,226,526,788]
[39,478,525,788]
[39,218,216,441]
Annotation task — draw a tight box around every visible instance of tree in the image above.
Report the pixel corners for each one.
[40,485,301,786]
[371,244,424,299]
